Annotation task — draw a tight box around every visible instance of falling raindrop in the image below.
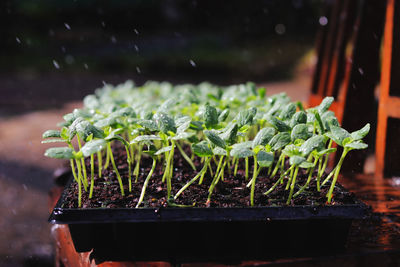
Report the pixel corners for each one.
[136,67,141,74]
[22,184,28,191]
[84,63,89,69]
[275,24,286,35]
[61,46,66,53]
[111,36,117,43]
[49,29,55,36]
[64,23,71,30]
[134,44,139,52]
[319,16,328,26]
[52,60,60,69]
[65,55,75,65]
[358,67,364,75]
[102,80,107,86]
[189,60,196,67]
[134,29,139,35]
[101,21,106,27]
[16,37,21,44]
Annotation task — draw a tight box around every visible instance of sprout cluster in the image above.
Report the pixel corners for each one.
[43,80,369,207]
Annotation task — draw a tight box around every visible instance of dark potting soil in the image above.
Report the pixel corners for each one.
[62,145,357,209]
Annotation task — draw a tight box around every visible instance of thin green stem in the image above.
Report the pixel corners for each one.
[70,159,79,183]
[104,143,111,169]
[250,155,258,206]
[234,157,239,176]
[76,134,88,189]
[327,149,348,203]
[134,144,143,182]
[245,157,249,180]
[321,165,337,186]
[176,142,196,171]
[89,154,95,198]
[286,166,299,204]
[316,157,323,191]
[175,158,210,199]
[207,159,227,202]
[285,166,295,190]
[293,157,318,198]
[109,147,125,196]
[125,146,132,192]
[75,158,87,192]
[264,165,295,196]
[97,151,102,178]
[136,158,157,208]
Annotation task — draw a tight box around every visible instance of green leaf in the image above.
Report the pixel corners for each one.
[237,107,257,127]
[189,121,204,131]
[81,139,107,157]
[317,147,336,156]
[268,132,291,151]
[279,103,296,121]
[204,130,226,148]
[155,145,173,155]
[289,155,306,166]
[41,139,66,143]
[76,120,106,141]
[350,123,370,141]
[267,116,291,132]
[204,104,219,129]
[171,132,195,140]
[137,119,158,131]
[44,147,74,159]
[42,130,61,139]
[327,126,351,146]
[213,147,227,156]
[291,124,311,142]
[155,112,177,134]
[317,96,334,113]
[252,127,276,148]
[289,111,307,128]
[299,161,315,169]
[158,98,176,113]
[114,107,136,117]
[299,135,325,156]
[219,122,238,145]
[230,146,254,158]
[192,141,213,157]
[218,109,230,122]
[257,151,274,167]
[345,141,368,150]
[131,135,161,144]
[94,116,117,128]
[282,144,302,157]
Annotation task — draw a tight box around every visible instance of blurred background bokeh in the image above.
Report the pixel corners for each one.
[0,0,324,266]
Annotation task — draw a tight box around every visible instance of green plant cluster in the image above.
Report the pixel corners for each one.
[43,80,369,208]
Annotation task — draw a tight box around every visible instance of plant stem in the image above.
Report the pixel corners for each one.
[321,165,337,186]
[207,159,227,202]
[293,157,318,198]
[78,167,82,207]
[175,158,210,199]
[270,153,284,178]
[176,142,196,171]
[316,157,323,191]
[75,158,87,191]
[136,158,157,208]
[104,143,111,169]
[109,147,125,196]
[134,144,143,182]
[285,166,295,190]
[70,159,79,183]
[89,154,95,199]
[76,134,88,189]
[125,146,132,192]
[245,157,249,180]
[286,166,299,204]
[264,165,294,196]
[166,141,175,199]
[207,161,214,176]
[97,151,102,178]
[250,155,258,206]
[327,149,348,203]
[234,157,239,176]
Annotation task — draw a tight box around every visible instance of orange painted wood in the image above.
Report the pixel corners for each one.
[376,0,394,179]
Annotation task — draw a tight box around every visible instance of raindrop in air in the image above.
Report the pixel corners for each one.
[111,36,117,43]
[65,55,75,65]
[319,16,328,26]
[53,60,60,69]
[102,80,107,86]
[275,24,286,35]
[134,44,139,52]
[84,63,89,69]
[61,46,66,53]
[64,23,71,30]
[101,21,106,27]
[16,37,21,44]
[136,67,141,74]
[134,29,139,35]
[189,60,196,67]
[358,67,364,75]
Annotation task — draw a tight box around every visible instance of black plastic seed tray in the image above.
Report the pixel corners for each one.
[49,178,368,263]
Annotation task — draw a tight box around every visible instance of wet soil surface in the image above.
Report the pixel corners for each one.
[63,145,357,209]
